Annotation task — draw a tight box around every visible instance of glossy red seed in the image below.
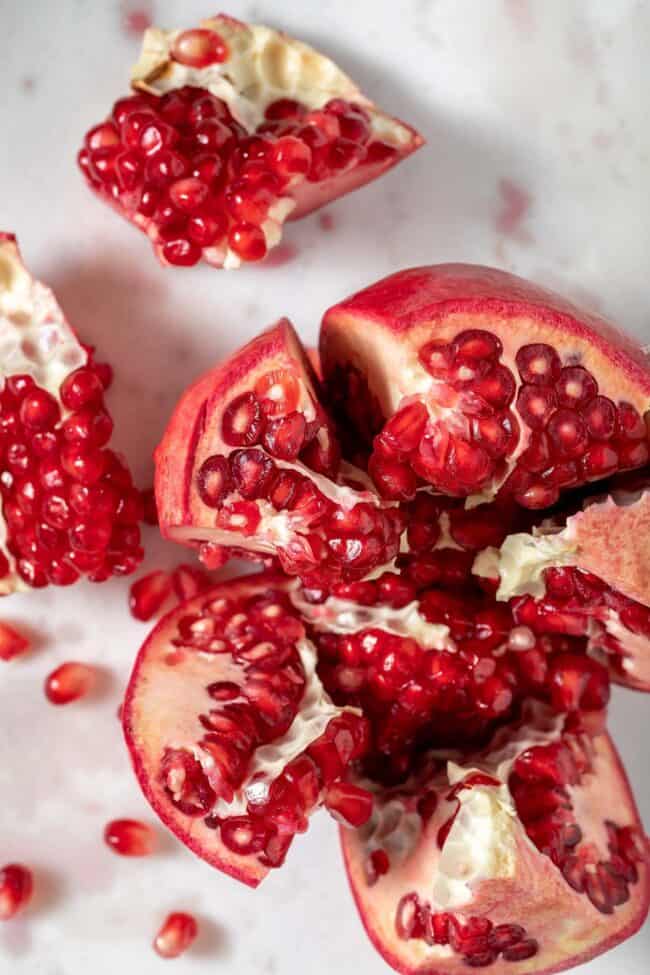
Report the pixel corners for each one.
[0,622,30,661]
[515,343,561,385]
[129,571,172,621]
[556,366,598,408]
[162,237,202,266]
[169,177,209,212]
[228,223,267,261]
[153,911,198,958]
[0,864,33,920]
[516,384,557,429]
[255,370,301,416]
[45,662,95,704]
[104,818,156,856]
[222,393,264,446]
[171,29,229,68]
[60,368,103,410]
[197,455,232,506]
[262,412,306,460]
[325,782,373,827]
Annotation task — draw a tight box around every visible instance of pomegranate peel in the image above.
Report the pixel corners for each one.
[78,15,422,269]
[122,573,370,887]
[0,235,143,592]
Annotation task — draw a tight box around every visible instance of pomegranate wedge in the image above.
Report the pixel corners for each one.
[321,265,650,508]
[0,234,142,591]
[78,14,422,269]
[122,573,370,886]
[342,711,649,975]
[155,318,405,586]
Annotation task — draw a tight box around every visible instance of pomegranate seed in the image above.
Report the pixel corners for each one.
[0,864,33,920]
[547,409,588,458]
[584,395,616,439]
[262,412,307,460]
[516,384,557,429]
[44,661,96,704]
[153,911,198,958]
[265,99,307,121]
[197,454,232,506]
[60,368,103,409]
[228,223,267,261]
[0,622,30,661]
[222,392,265,445]
[254,370,301,416]
[104,818,155,856]
[171,29,229,67]
[162,237,202,267]
[325,782,373,827]
[129,571,172,621]
[502,938,539,961]
[515,343,561,385]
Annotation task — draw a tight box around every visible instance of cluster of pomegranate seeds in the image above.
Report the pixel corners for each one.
[395,892,538,966]
[44,661,96,705]
[364,330,650,506]
[509,739,646,914]
[0,621,29,660]
[104,818,156,857]
[153,910,198,959]
[195,374,404,583]
[158,586,369,867]
[78,82,391,267]
[0,361,143,588]
[0,864,33,920]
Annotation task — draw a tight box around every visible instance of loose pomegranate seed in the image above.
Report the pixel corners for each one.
[228,223,267,261]
[197,455,232,506]
[153,911,198,958]
[0,864,33,920]
[129,571,173,621]
[104,818,156,856]
[222,392,265,446]
[44,662,96,704]
[0,622,30,661]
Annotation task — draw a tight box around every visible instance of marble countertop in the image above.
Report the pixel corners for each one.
[0,1,648,973]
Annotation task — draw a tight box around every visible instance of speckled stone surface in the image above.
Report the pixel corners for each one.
[0,1,648,973]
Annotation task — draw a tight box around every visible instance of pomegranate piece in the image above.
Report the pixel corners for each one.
[122,574,369,886]
[321,265,650,507]
[0,235,143,593]
[45,661,96,704]
[0,864,33,920]
[104,818,156,856]
[341,711,650,975]
[153,911,198,958]
[78,16,422,270]
[155,319,404,587]
[0,622,29,661]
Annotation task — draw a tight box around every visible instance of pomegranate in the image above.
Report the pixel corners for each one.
[0,234,143,592]
[155,318,405,586]
[141,265,649,971]
[78,15,422,269]
[123,574,371,886]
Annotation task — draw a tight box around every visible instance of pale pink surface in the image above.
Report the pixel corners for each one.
[0,1,649,973]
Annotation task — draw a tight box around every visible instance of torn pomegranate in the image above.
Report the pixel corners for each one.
[78,15,422,269]
[0,235,143,593]
[140,265,649,973]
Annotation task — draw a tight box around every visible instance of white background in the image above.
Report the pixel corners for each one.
[0,1,649,973]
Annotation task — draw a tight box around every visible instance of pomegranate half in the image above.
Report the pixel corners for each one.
[0,234,143,592]
[78,14,422,268]
[143,264,650,972]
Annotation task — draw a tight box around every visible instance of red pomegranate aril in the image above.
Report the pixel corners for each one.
[171,28,229,67]
[162,237,202,267]
[267,137,312,183]
[516,384,557,429]
[583,396,617,439]
[216,501,261,534]
[516,343,562,385]
[225,181,275,224]
[547,409,588,458]
[502,938,539,961]
[556,366,598,408]
[263,412,307,460]
[229,223,267,262]
[582,444,619,479]
[45,661,95,704]
[0,864,33,920]
[617,402,646,440]
[325,782,373,827]
[168,177,209,212]
[230,449,275,499]
[187,211,228,247]
[369,455,417,500]
[0,622,30,661]
[255,370,301,416]
[19,389,59,430]
[60,368,103,410]
[222,393,265,446]
[130,571,173,621]
[375,401,428,457]
[153,911,198,959]
[104,818,156,856]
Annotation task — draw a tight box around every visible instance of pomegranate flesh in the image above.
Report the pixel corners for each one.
[0,234,143,593]
[78,15,422,269]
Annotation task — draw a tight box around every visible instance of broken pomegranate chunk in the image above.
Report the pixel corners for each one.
[0,235,143,593]
[142,264,649,973]
[78,15,422,269]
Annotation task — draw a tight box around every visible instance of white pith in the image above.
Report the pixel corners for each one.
[130,16,413,268]
[194,637,359,817]
[473,530,577,601]
[0,238,87,594]
[292,592,453,651]
[357,704,565,915]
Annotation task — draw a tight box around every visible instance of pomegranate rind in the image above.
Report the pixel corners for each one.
[321,265,650,503]
[340,731,649,975]
[126,16,422,265]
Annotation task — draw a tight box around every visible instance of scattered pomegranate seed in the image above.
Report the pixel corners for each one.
[0,864,33,920]
[44,662,96,705]
[104,819,156,856]
[153,911,198,958]
[0,622,30,661]
[129,570,173,621]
